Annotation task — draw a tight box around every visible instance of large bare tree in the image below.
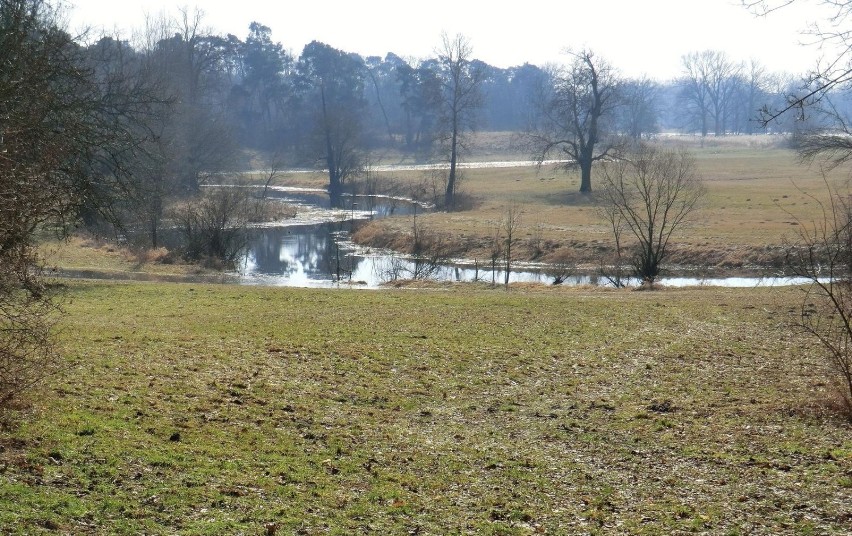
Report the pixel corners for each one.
[435,33,484,209]
[529,49,622,194]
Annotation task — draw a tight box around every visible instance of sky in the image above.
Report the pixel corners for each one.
[64,0,838,80]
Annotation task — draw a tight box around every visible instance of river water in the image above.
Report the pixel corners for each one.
[235,186,806,289]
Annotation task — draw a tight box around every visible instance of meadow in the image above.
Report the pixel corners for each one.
[247,135,844,275]
[2,137,850,534]
[0,282,850,534]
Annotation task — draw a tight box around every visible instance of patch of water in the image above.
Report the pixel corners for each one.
[244,159,572,175]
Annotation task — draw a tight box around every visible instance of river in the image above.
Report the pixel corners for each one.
[235,186,807,289]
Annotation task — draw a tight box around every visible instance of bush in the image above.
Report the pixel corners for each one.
[784,181,852,416]
[0,251,59,408]
[596,144,704,285]
[171,184,255,268]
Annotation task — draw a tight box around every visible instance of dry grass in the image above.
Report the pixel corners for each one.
[338,141,843,273]
[38,234,230,283]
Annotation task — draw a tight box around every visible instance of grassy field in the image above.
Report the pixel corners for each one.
[1,281,851,534]
[259,135,843,273]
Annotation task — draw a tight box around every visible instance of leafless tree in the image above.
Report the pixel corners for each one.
[738,59,771,134]
[0,0,157,405]
[436,33,485,209]
[619,77,660,141]
[529,49,623,193]
[260,147,288,199]
[596,144,705,285]
[744,1,852,163]
[598,208,630,288]
[112,7,240,248]
[489,219,504,288]
[679,50,743,136]
[502,204,522,289]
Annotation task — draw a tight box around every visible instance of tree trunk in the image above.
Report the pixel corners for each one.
[579,157,593,193]
[321,83,343,208]
[328,170,342,208]
[445,128,459,208]
[445,165,456,208]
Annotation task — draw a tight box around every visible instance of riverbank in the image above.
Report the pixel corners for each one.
[41,227,789,289]
[350,218,789,278]
[40,140,836,287]
[252,142,836,282]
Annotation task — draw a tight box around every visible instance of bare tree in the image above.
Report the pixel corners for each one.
[744,1,852,163]
[502,204,522,289]
[598,207,629,288]
[489,218,504,288]
[0,0,156,404]
[738,59,771,134]
[596,144,705,285]
[113,7,240,248]
[619,77,660,141]
[529,49,622,193]
[679,50,743,136]
[435,33,485,209]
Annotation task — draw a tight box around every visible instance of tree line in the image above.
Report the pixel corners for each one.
[66,8,821,211]
[0,0,839,273]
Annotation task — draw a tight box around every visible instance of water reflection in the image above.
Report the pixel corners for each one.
[240,222,361,285]
[237,191,423,286]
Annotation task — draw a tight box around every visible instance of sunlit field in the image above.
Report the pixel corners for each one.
[1,282,850,534]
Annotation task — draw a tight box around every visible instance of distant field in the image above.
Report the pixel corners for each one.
[257,134,842,274]
[0,281,850,534]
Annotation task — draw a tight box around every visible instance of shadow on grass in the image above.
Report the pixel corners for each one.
[531,189,598,207]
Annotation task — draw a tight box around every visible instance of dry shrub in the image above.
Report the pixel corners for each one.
[248,199,297,224]
[785,179,852,418]
[133,247,173,264]
[171,184,255,267]
[408,173,445,208]
[0,251,60,410]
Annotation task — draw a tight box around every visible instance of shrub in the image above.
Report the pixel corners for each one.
[171,184,255,268]
[784,181,852,416]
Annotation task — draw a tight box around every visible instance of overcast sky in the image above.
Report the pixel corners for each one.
[65,0,836,80]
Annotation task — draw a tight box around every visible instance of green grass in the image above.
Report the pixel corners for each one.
[1,281,851,534]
